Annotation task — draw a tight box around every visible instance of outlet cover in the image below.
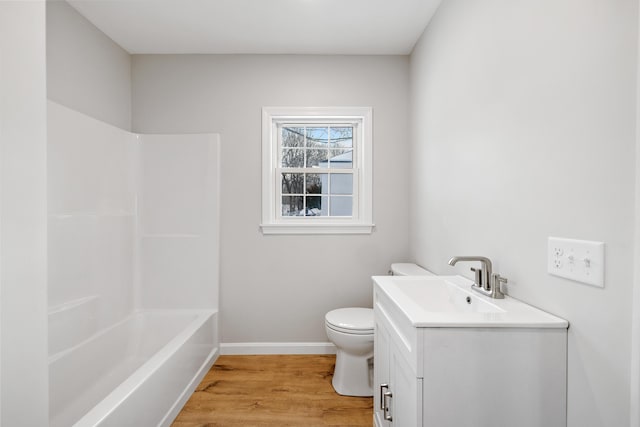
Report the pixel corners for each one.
[547,237,604,287]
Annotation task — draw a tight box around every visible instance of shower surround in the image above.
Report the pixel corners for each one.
[47,101,220,426]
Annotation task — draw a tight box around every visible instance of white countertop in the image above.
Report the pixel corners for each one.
[373,275,568,328]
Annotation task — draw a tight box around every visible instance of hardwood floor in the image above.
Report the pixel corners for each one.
[172,355,373,427]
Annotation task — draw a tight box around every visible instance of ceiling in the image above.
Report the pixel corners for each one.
[67,0,442,55]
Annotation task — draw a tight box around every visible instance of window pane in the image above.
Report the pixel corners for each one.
[330,196,352,216]
[330,174,353,195]
[306,127,329,147]
[306,196,327,216]
[282,127,304,147]
[282,196,303,216]
[282,148,304,167]
[330,127,353,148]
[306,173,327,195]
[329,149,353,169]
[320,195,329,216]
[306,149,329,167]
[282,173,303,194]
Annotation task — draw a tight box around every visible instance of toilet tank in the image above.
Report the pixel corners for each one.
[389,263,434,276]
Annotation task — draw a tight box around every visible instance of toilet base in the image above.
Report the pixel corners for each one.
[331,350,374,397]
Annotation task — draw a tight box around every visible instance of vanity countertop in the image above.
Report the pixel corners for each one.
[373,275,568,328]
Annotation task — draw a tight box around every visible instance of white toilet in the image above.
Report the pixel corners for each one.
[325,263,433,397]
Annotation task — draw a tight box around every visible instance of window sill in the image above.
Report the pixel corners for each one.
[260,222,375,235]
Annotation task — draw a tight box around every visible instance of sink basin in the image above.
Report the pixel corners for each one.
[397,278,504,313]
[372,275,568,328]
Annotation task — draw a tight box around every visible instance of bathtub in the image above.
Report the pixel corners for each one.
[49,310,218,427]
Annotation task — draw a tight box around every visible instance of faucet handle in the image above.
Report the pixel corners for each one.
[492,273,508,297]
[495,274,508,285]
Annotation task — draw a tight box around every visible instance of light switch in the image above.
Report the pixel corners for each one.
[547,237,604,288]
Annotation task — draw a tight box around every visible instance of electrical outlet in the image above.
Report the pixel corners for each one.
[547,237,604,287]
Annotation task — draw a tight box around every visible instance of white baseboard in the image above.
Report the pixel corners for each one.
[220,342,337,355]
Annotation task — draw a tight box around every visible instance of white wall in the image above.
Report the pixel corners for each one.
[47,0,132,130]
[410,1,637,426]
[632,1,640,421]
[0,2,49,425]
[132,54,411,344]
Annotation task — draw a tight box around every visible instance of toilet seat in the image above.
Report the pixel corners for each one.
[325,308,373,335]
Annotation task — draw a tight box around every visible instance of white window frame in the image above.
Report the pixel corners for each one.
[261,107,374,235]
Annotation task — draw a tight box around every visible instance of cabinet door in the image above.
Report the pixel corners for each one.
[389,346,421,427]
[374,317,391,427]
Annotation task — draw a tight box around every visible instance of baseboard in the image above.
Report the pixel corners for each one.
[220,342,337,355]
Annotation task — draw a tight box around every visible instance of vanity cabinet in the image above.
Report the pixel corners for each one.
[373,276,568,427]
[374,300,421,426]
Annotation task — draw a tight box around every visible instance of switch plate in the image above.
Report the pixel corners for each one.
[547,237,604,287]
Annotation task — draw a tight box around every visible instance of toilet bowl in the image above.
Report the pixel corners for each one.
[325,263,433,397]
[325,308,374,397]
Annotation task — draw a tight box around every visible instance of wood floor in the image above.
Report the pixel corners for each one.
[172,355,373,427]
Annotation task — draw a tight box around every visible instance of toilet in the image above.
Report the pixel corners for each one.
[325,263,433,397]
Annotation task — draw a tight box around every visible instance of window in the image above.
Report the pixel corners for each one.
[261,107,373,234]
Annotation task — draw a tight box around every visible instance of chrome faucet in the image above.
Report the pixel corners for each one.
[448,256,507,299]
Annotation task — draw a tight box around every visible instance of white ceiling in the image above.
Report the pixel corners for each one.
[67,0,442,55]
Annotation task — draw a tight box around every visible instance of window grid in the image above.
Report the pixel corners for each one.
[278,174,354,217]
[277,123,357,219]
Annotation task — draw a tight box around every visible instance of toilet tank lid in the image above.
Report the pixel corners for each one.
[390,263,434,276]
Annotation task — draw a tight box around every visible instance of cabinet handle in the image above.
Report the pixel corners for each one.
[379,384,389,410]
[383,391,393,421]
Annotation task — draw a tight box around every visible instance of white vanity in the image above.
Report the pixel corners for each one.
[373,275,568,427]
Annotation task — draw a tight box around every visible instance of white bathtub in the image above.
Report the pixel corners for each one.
[49,310,218,427]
